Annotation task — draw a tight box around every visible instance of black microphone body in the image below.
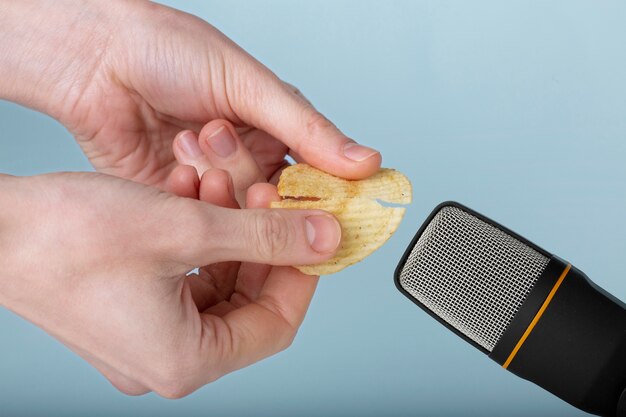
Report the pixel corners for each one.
[489,257,626,416]
[395,202,626,416]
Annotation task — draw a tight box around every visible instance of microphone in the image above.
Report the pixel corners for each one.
[395,202,626,416]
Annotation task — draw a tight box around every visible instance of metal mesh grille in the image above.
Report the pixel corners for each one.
[398,206,549,351]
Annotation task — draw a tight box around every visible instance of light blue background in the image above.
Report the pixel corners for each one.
[1,1,625,416]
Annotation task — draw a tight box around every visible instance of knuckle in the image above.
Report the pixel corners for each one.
[150,347,224,399]
[253,211,292,261]
[260,299,299,353]
[162,199,216,264]
[153,368,194,399]
[112,383,150,397]
[155,384,192,400]
[283,81,299,94]
[151,354,199,399]
[305,110,336,137]
[277,327,297,352]
[285,81,303,97]
[284,81,313,106]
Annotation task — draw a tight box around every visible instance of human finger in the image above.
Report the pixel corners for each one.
[173,130,212,178]
[224,63,381,179]
[197,120,266,206]
[164,164,200,199]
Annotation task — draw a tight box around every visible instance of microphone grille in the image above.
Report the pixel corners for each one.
[398,205,549,352]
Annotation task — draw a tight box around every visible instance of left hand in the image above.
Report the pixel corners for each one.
[0,162,333,398]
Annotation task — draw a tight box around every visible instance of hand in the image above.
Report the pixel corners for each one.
[0,0,381,186]
[167,119,290,207]
[0,171,340,397]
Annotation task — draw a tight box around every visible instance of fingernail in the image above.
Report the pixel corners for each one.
[179,131,203,158]
[305,215,341,253]
[208,126,236,158]
[343,142,379,162]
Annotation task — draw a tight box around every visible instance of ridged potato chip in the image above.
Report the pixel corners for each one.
[277,163,411,205]
[271,164,412,275]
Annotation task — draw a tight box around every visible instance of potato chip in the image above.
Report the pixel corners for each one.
[271,164,412,275]
[277,163,411,204]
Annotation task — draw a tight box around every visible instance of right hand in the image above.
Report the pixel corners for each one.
[0,171,340,397]
[0,0,381,187]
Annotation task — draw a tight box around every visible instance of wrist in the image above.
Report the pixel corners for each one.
[0,1,116,121]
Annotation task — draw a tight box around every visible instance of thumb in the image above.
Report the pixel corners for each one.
[225,57,382,180]
[175,201,342,267]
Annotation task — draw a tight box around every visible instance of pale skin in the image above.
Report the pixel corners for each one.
[0,0,382,398]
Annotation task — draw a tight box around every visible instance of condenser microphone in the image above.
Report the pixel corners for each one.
[395,202,626,416]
